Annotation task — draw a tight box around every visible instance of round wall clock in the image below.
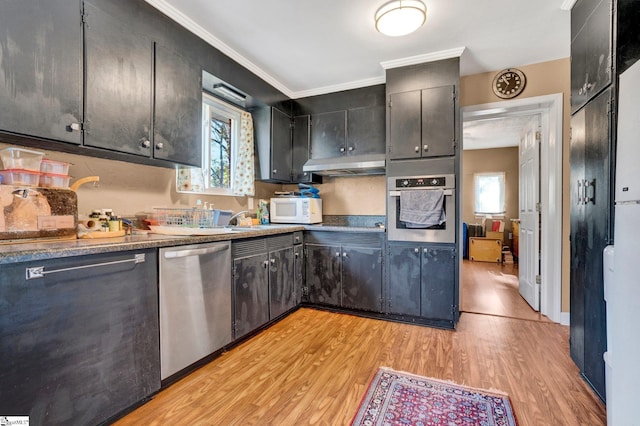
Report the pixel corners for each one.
[492,68,526,99]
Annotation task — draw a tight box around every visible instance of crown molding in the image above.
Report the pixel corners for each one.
[380,46,466,70]
[144,0,294,98]
[290,76,387,99]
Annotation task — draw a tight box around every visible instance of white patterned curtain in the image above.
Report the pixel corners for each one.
[232,111,255,196]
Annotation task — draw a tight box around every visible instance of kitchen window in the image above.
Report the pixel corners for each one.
[474,172,505,216]
[177,92,254,196]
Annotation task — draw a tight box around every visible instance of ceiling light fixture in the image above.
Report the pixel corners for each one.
[375,0,427,37]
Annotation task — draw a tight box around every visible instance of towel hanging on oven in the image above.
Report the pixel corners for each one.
[399,189,446,228]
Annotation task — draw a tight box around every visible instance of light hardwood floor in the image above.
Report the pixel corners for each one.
[461,259,551,322]
[116,308,606,425]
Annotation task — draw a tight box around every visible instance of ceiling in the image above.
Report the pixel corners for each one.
[463,115,537,150]
[145,0,572,99]
[146,0,573,151]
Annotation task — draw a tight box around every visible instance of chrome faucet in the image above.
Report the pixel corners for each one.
[228,210,250,225]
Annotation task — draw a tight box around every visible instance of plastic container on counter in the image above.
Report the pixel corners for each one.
[40,159,70,176]
[0,147,44,172]
[39,173,71,188]
[0,169,42,186]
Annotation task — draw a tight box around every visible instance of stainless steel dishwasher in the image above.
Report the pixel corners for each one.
[159,241,232,380]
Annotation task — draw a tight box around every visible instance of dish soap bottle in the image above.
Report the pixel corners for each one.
[258,199,270,224]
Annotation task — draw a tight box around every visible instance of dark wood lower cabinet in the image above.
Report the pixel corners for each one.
[304,232,384,313]
[387,242,457,325]
[232,250,270,340]
[232,234,296,340]
[0,249,160,426]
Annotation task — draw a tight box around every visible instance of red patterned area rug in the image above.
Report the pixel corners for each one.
[351,367,518,426]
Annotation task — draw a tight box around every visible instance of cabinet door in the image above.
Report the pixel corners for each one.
[305,243,341,306]
[233,253,270,339]
[310,110,347,159]
[269,246,295,319]
[270,107,293,181]
[421,85,455,157]
[388,90,422,160]
[154,44,202,167]
[582,88,611,400]
[84,1,152,156]
[421,246,456,322]
[569,107,587,371]
[387,243,421,316]
[0,0,82,144]
[0,250,159,426]
[347,105,386,156]
[292,115,313,182]
[293,244,304,305]
[571,0,612,113]
[341,246,383,312]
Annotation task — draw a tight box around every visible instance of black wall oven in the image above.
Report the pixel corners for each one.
[387,174,456,243]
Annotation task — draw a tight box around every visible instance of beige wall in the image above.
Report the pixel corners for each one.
[462,147,519,239]
[460,57,571,313]
[284,175,386,215]
[0,142,278,218]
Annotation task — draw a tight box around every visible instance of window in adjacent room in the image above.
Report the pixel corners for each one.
[176,92,254,196]
[474,172,506,216]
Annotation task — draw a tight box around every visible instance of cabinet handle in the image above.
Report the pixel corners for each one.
[141,140,151,148]
[69,122,82,131]
[348,146,354,152]
[339,147,345,153]
[414,146,420,153]
[423,145,429,152]
[25,254,146,280]
[272,169,277,174]
[156,142,164,150]
[585,179,596,204]
[294,252,299,259]
[262,260,269,268]
[414,248,419,253]
[335,252,341,257]
[270,258,276,265]
[423,248,428,254]
[342,252,348,258]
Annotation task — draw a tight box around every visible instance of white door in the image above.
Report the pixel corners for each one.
[519,115,541,310]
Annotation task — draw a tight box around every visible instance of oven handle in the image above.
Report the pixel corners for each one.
[389,189,453,197]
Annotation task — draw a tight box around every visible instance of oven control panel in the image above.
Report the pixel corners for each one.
[395,176,446,188]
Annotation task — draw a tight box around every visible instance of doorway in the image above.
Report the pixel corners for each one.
[460,94,564,324]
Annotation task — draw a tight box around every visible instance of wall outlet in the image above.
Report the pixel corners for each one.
[509,232,513,239]
[248,197,254,210]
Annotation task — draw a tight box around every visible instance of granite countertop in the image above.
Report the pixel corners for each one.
[0,225,304,265]
[0,220,385,264]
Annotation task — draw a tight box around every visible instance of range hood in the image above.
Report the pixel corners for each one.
[302,154,386,176]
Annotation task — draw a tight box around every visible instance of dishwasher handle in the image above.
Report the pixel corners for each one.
[163,244,229,259]
[26,253,146,280]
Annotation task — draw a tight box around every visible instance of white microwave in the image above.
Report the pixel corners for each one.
[270,197,322,224]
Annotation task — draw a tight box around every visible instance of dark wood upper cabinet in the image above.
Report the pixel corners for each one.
[292,115,313,182]
[388,85,455,160]
[154,44,202,167]
[83,1,153,156]
[347,105,386,156]
[254,106,293,182]
[84,2,202,167]
[0,0,82,144]
[570,0,612,114]
[310,110,347,159]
